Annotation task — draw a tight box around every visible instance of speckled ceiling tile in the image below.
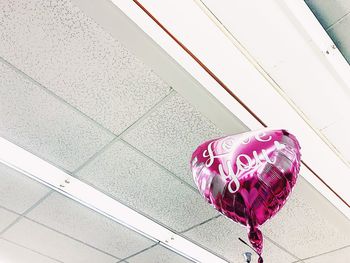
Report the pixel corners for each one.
[0,163,50,214]
[303,246,350,263]
[0,208,18,232]
[305,0,350,29]
[262,177,350,259]
[0,61,114,171]
[0,239,59,263]
[0,0,171,135]
[126,245,193,263]
[76,140,218,233]
[123,92,241,187]
[2,218,117,263]
[26,192,155,259]
[327,13,350,64]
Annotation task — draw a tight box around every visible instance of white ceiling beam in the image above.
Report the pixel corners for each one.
[0,137,228,263]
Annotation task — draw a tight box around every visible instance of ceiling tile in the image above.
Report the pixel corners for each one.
[322,118,350,162]
[77,140,218,232]
[127,245,193,263]
[123,92,229,187]
[2,218,117,263]
[303,246,350,263]
[27,192,154,259]
[327,14,350,64]
[0,0,171,135]
[0,163,49,214]
[183,216,297,263]
[262,177,350,259]
[305,0,350,29]
[0,61,114,172]
[0,239,58,263]
[0,208,18,232]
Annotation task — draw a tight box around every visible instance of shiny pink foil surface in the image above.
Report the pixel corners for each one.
[190,129,301,262]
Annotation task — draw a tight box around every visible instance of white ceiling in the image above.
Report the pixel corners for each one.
[0,0,350,262]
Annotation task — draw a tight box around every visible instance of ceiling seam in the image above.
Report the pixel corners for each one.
[0,55,176,177]
[116,243,159,262]
[326,11,350,31]
[0,237,64,263]
[72,90,175,174]
[0,55,115,137]
[71,136,119,175]
[299,243,350,261]
[179,214,221,234]
[119,139,199,192]
[21,216,122,261]
[0,204,21,216]
[0,190,53,236]
[114,88,176,138]
[0,55,176,143]
[264,235,302,261]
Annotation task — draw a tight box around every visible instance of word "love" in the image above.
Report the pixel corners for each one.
[202,132,285,193]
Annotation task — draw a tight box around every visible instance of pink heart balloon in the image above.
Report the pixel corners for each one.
[190,129,301,262]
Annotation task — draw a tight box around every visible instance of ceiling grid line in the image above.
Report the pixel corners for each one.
[0,56,116,138]
[179,215,222,234]
[0,237,64,263]
[71,90,178,175]
[118,139,199,192]
[116,243,159,262]
[299,244,350,262]
[0,190,54,236]
[20,216,122,261]
[326,11,350,31]
[263,235,302,261]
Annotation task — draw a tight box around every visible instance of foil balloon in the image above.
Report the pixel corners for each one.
[190,129,301,262]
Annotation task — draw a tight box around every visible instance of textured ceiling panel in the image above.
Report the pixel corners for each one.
[305,0,350,29]
[126,245,193,263]
[0,208,18,232]
[0,0,171,135]
[77,140,218,232]
[303,245,350,262]
[262,177,350,259]
[183,216,297,263]
[27,192,154,259]
[123,92,232,187]
[0,239,58,263]
[0,163,49,214]
[0,61,114,172]
[2,218,117,263]
[327,13,350,64]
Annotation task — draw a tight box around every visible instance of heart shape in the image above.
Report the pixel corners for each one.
[190,129,301,261]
